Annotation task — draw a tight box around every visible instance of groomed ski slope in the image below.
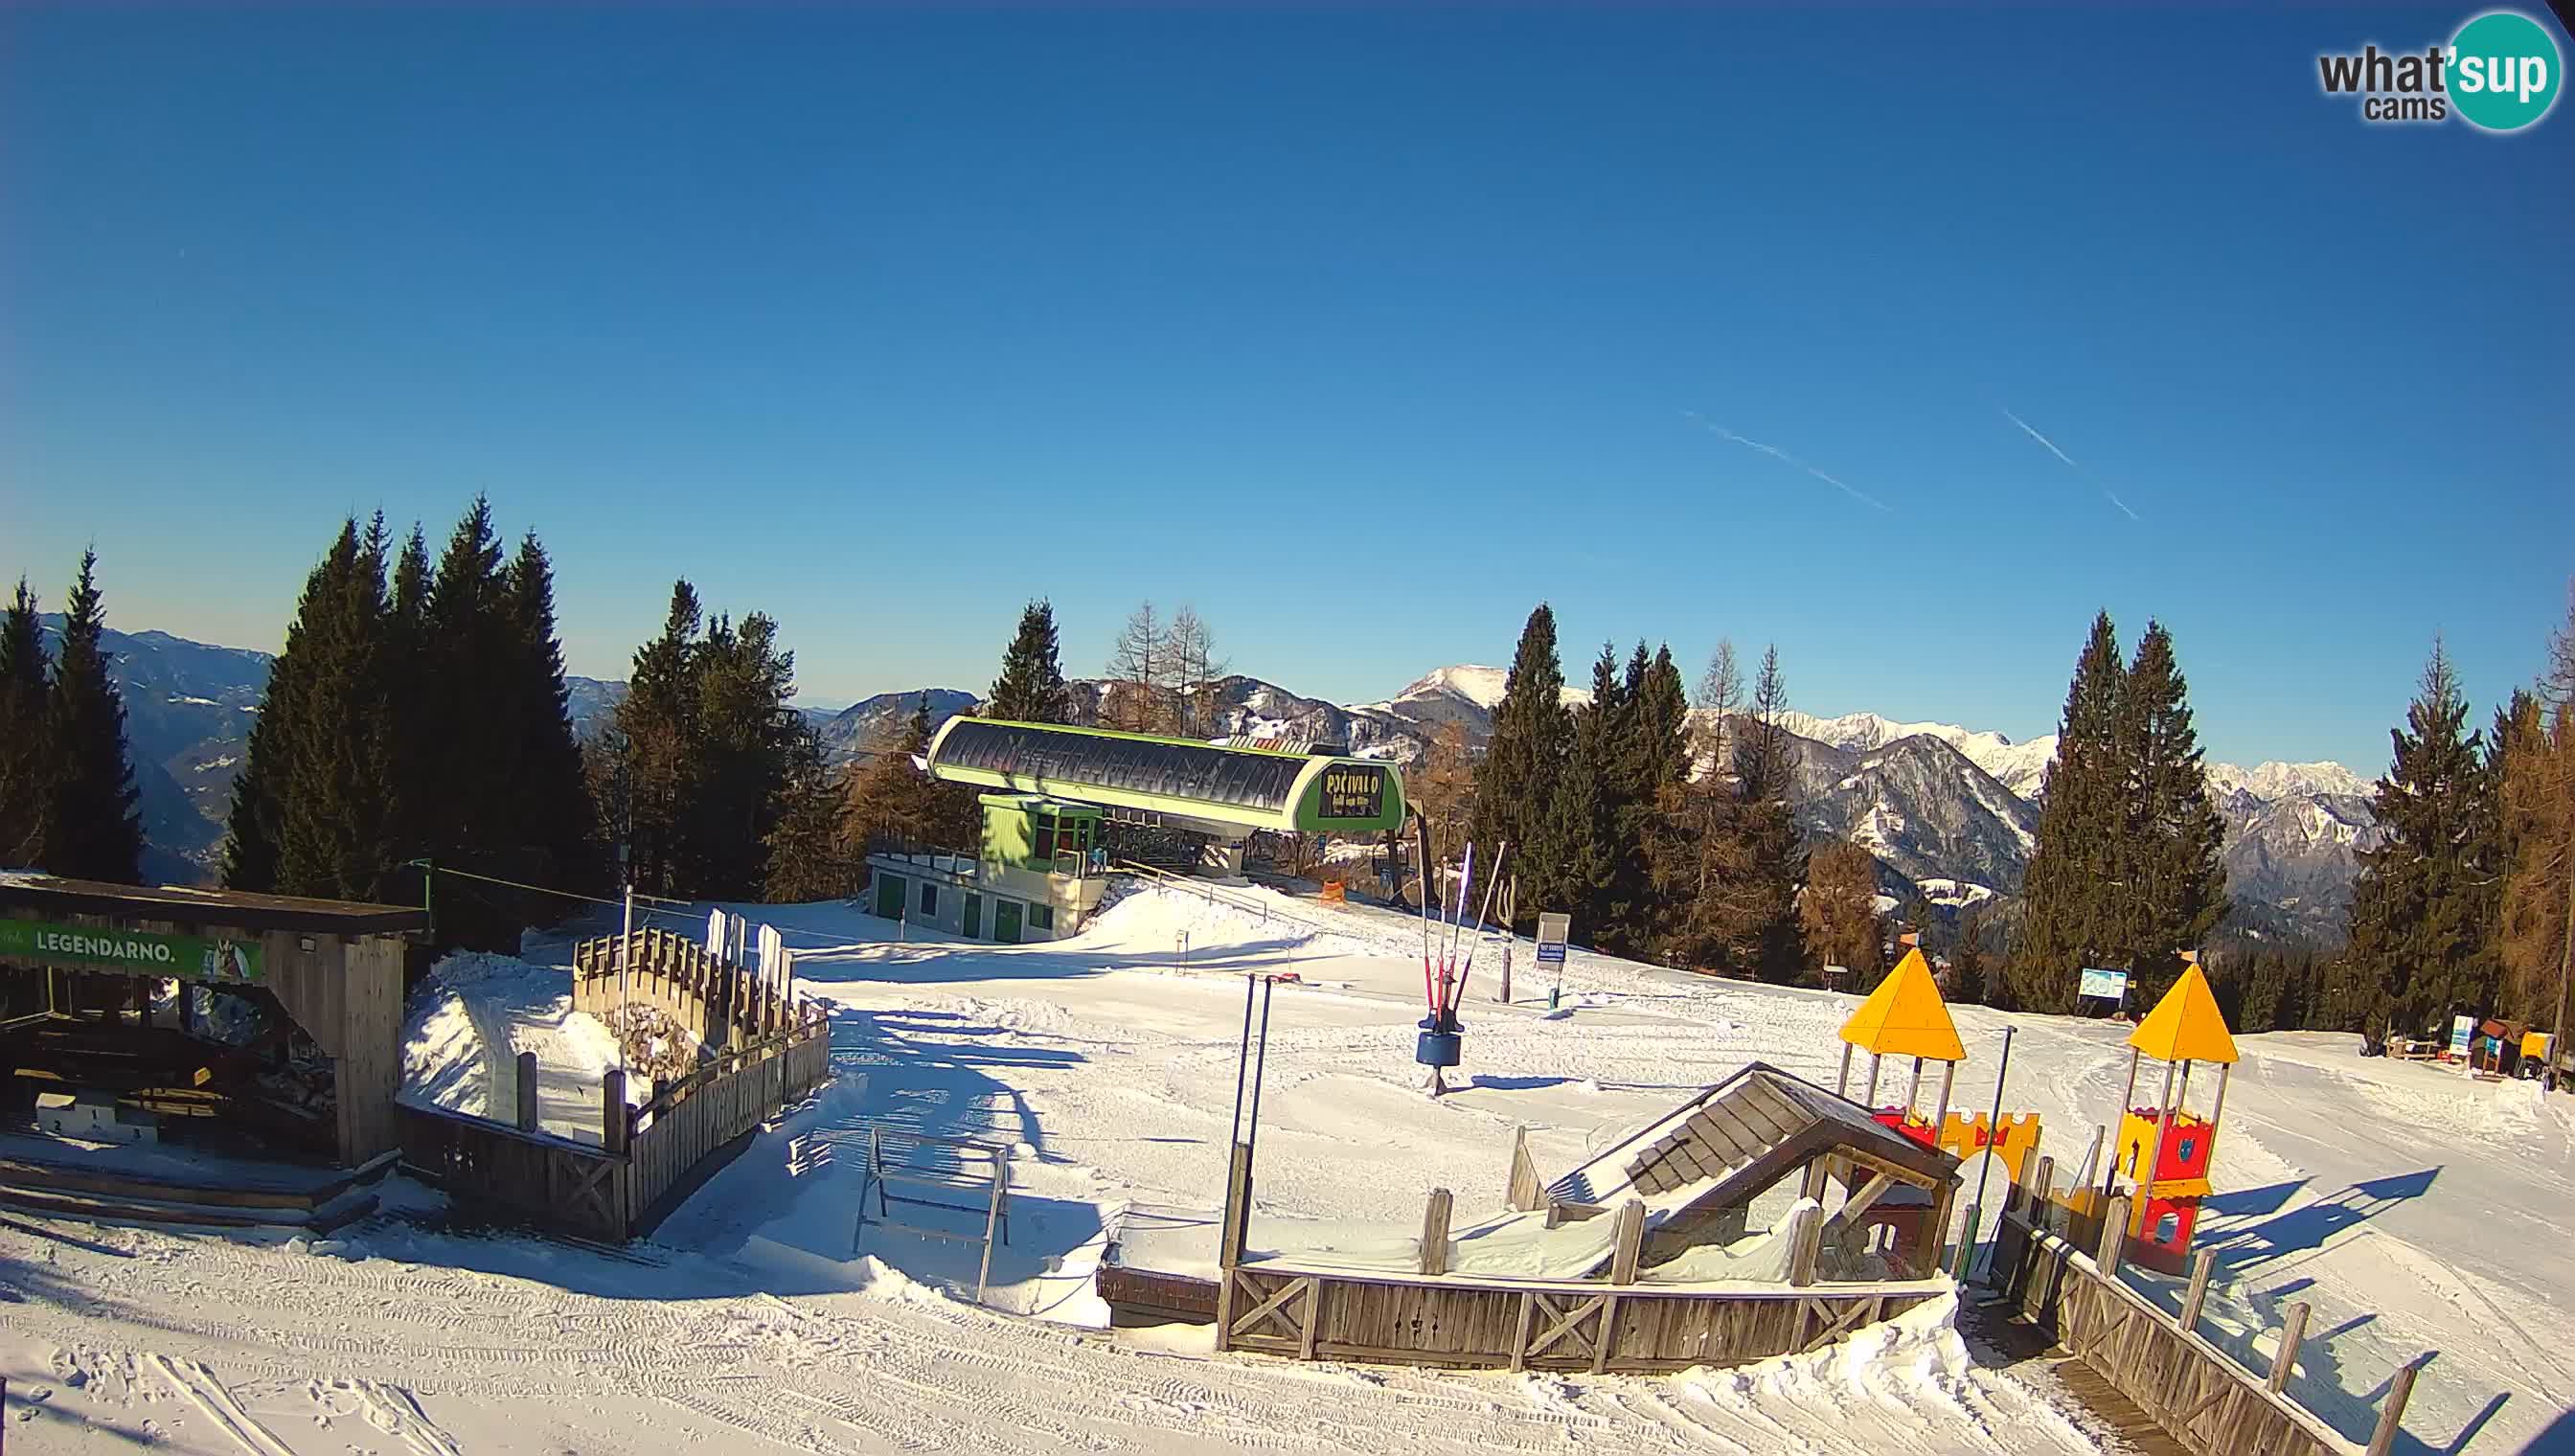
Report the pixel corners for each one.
[0,878,2564,1454]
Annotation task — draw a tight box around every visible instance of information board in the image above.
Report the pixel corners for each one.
[2078,967,2130,1002]
[1535,912,1570,965]
[2450,1013,2474,1058]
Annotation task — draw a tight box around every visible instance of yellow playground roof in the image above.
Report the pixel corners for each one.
[1839,948,1966,1062]
[2128,964,2240,1065]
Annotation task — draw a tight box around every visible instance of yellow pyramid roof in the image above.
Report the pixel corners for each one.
[2128,964,2239,1065]
[1839,949,1965,1061]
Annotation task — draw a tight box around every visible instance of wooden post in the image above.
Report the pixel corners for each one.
[2364,1355,2424,1456]
[602,1070,629,1155]
[515,1051,539,1132]
[2178,1248,2215,1332]
[1608,1199,1646,1285]
[1788,1199,1825,1287]
[1507,1127,1542,1212]
[2097,1194,2129,1275]
[1508,1291,1537,1373]
[1418,1189,1454,1275]
[1219,1143,1253,1268]
[2029,1154,2056,1223]
[1926,1178,1958,1280]
[2267,1301,2311,1394]
[975,1156,1010,1304]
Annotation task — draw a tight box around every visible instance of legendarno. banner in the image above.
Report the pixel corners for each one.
[0,920,262,983]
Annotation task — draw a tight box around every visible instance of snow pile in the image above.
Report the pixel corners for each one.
[399,950,647,1137]
[1080,882,1380,961]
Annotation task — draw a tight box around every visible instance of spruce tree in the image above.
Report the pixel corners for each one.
[272,519,403,901]
[1948,902,1990,1006]
[2010,612,2128,1011]
[1469,604,1572,928]
[1541,646,1625,943]
[2108,623,2230,1007]
[0,580,52,867]
[41,551,144,882]
[1720,645,1806,982]
[503,531,600,897]
[763,722,854,902]
[614,581,703,897]
[989,600,1072,723]
[2343,642,2500,1039]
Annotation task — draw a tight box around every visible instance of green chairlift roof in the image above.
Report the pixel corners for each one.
[927,718,1407,835]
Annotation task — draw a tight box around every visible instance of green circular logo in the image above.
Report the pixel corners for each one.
[2450,11,2563,131]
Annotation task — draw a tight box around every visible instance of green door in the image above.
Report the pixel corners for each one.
[993,899,1022,944]
[875,874,905,920]
[963,893,983,939]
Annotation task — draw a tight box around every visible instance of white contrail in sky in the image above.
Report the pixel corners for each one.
[1682,411,1891,512]
[1998,406,2140,521]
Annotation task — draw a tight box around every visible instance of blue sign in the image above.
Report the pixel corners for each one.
[1536,943,1566,965]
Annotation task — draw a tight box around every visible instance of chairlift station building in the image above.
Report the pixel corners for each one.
[863,719,1407,944]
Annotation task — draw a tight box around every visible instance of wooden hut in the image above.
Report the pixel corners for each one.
[0,874,421,1170]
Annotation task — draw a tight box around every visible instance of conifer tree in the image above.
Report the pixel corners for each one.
[1541,646,1625,943]
[0,580,52,867]
[502,531,600,897]
[2010,612,2128,1011]
[41,551,144,882]
[2500,586,2575,1035]
[1721,645,1805,982]
[613,581,704,897]
[272,518,403,901]
[763,723,855,902]
[989,600,1072,723]
[1948,902,1990,1006]
[686,611,803,899]
[2108,623,2229,1007]
[1800,839,1885,982]
[1469,604,1571,929]
[2343,642,2500,1039]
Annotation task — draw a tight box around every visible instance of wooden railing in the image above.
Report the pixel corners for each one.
[1990,1181,2406,1456]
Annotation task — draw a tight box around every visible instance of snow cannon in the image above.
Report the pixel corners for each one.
[2105,957,2238,1275]
[1835,947,1967,1142]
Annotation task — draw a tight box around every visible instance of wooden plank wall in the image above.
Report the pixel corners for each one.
[396,1103,631,1242]
[1993,1209,2343,1456]
[622,1018,829,1225]
[1219,1266,1935,1374]
[333,936,407,1165]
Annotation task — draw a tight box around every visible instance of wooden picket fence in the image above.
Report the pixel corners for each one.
[399,933,833,1242]
[572,926,800,1045]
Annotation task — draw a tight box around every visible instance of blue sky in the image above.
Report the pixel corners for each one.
[4,5,2568,770]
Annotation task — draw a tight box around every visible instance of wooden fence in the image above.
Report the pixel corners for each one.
[1991,1179,2415,1456]
[399,940,833,1242]
[572,927,800,1046]
[1217,1261,1941,1374]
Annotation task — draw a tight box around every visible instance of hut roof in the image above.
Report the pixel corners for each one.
[2128,964,2239,1065]
[1838,948,1965,1061]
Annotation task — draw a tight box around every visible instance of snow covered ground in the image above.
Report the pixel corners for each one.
[0,878,2566,1453]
